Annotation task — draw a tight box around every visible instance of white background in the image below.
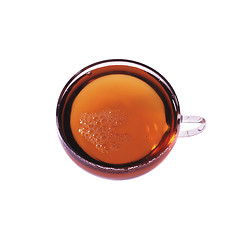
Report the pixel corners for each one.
[0,0,239,239]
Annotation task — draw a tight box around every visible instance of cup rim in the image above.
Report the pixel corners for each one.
[56,59,181,178]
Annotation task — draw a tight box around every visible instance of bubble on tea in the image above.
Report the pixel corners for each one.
[78,108,129,153]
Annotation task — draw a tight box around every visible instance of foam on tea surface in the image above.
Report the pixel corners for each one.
[70,74,169,164]
[78,108,129,153]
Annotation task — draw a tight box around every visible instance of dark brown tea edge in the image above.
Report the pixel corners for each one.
[56,59,181,179]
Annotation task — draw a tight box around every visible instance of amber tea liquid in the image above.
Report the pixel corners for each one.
[58,62,179,179]
[71,73,170,164]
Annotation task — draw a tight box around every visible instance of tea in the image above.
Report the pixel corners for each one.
[57,60,180,179]
[70,74,169,164]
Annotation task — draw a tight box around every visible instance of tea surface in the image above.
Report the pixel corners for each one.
[70,74,169,164]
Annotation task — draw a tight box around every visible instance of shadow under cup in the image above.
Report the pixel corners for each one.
[56,59,181,179]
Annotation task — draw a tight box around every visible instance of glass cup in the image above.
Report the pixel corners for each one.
[56,59,206,179]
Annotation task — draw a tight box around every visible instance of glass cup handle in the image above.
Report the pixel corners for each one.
[179,115,206,137]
